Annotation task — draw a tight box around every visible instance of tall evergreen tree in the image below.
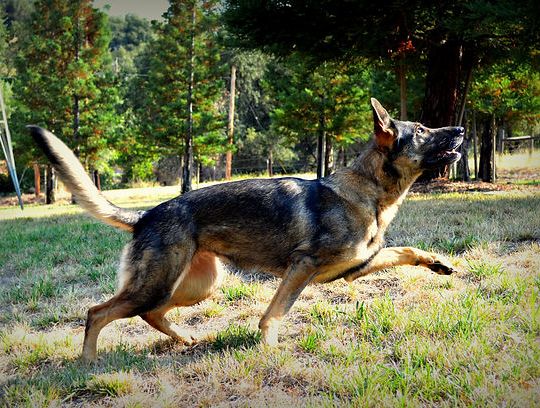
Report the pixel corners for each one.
[270,58,373,176]
[14,0,118,200]
[136,0,225,193]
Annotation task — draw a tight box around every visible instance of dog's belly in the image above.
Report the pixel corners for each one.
[170,251,227,306]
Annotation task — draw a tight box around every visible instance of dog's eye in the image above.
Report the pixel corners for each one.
[416,127,425,135]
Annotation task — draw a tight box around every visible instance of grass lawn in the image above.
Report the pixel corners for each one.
[0,183,539,407]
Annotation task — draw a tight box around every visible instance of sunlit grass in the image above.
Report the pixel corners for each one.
[0,185,539,406]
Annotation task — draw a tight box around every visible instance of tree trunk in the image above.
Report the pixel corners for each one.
[93,169,101,191]
[324,134,333,176]
[399,56,407,121]
[182,5,196,194]
[456,114,471,181]
[267,148,273,177]
[418,39,461,181]
[337,146,347,169]
[478,114,495,182]
[316,99,325,179]
[472,110,478,179]
[33,163,41,197]
[46,164,56,204]
[225,64,236,180]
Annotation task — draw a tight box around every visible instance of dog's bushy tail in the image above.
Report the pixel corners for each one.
[28,126,144,232]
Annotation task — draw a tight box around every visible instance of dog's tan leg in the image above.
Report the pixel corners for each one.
[82,292,139,362]
[344,246,457,282]
[83,245,196,362]
[140,306,195,345]
[259,256,316,346]
[140,251,225,344]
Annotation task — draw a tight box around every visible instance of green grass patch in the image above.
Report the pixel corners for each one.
[220,282,260,302]
[7,274,58,305]
[212,324,261,351]
[1,187,539,406]
[467,259,505,279]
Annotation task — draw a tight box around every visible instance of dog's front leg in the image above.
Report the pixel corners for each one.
[259,256,317,346]
[343,246,458,283]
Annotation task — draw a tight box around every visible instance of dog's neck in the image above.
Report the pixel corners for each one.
[347,142,421,200]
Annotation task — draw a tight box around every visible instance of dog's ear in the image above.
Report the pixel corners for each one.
[371,98,396,148]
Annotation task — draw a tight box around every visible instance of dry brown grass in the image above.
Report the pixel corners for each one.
[1,184,539,407]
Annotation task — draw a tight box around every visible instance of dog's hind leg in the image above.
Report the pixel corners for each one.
[140,251,226,344]
[140,306,195,345]
[82,291,142,362]
[82,245,195,361]
[343,246,458,283]
[259,255,316,346]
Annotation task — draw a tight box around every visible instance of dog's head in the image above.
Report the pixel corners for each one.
[370,98,464,172]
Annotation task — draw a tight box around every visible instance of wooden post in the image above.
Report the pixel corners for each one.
[472,111,478,180]
[93,169,101,191]
[33,163,41,197]
[530,135,534,156]
[46,164,55,204]
[491,115,496,183]
[225,64,236,180]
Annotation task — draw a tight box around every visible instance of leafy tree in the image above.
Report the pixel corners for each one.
[0,0,33,39]
[224,50,282,175]
[13,0,119,200]
[109,14,153,78]
[469,61,540,181]
[269,58,373,176]
[225,0,540,180]
[106,14,155,184]
[109,14,152,53]
[135,0,225,192]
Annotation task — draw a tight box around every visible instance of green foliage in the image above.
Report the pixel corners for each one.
[13,0,120,170]
[109,14,152,52]
[268,58,374,170]
[273,59,372,142]
[469,62,540,130]
[134,0,226,167]
[466,260,504,279]
[298,327,326,352]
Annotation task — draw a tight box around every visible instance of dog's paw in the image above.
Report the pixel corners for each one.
[426,256,459,275]
[175,335,197,347]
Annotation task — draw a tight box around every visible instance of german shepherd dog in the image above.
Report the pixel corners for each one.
[29,98,464,361]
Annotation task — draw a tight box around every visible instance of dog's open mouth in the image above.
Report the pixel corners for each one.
[435,149,461,161]
[436,136,464,162]
[424,136,464,168]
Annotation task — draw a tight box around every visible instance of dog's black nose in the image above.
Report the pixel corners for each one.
[456,126,465,136]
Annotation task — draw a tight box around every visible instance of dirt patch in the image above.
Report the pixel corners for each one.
[410,179,539,194]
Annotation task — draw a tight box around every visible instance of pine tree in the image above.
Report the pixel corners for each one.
[14,0,118,201]
[136,0,225,193]
[270,59,373,176]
